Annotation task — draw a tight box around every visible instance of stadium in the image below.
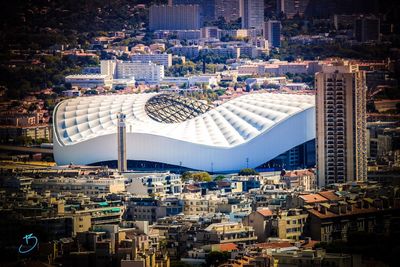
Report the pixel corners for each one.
[53,92,316,172]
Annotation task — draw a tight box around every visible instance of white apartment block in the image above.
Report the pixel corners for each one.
[101,60,164,84]
[131,53,172,67]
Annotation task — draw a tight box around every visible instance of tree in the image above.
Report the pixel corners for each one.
[214,175,225,181]
[181,171,192,181]
[181,171,212,182]
[192,172,212,182]
[238,168,259,176]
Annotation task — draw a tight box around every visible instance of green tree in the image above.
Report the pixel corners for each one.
[214,175,226,181]
[181,171,212,182]
[192,172,212,182]
[238,168,259,176]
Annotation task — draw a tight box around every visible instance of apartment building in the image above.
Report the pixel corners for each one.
[197,222,257,245]
[31,176,126,197]
[316,61,367,186]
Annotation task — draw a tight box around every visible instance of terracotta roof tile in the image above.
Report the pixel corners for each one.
[299,194,328,203]
[257,208,273,217]
[318,191,342,201]
[219,243,238,252]
[254,242,293,249]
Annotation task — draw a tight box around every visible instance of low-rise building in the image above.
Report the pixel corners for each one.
[244,208,308,242]
[31,176,126,197]
[307,199,400,242]
[272,249,352,267]
[183,193,221,216]
[196,222,257,245]
[281,169,316,191]
[65,74,113,88]
[127,172,182,196]
[125,197,184,223]
[169,46,201,59]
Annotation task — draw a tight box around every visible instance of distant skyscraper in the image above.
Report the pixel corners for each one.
[276,0,310,18]
[354,16,380,42]
[149,5,201,30]
[264,20,281,48]
[170,0,216,26]
[215,0,241,22]
[241,0,264,29]
[117,113,127,173]
[316,62,367,187]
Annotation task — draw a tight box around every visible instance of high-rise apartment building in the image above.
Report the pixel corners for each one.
[264,20,281,48]
[149,5,200,30]
[169,0,215,26]
[354,16,380,42]
[276,0,310,19]
[316,62,367,187]
[215,0,241,22]
[241,0,264,29]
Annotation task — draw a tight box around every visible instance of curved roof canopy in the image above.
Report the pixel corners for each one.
[53,92,315,171]
[145,94,212,123]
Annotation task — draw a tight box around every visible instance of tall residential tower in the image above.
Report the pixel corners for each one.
[264,20,281,48]
[241,0,264,29]
[316,61,367,187]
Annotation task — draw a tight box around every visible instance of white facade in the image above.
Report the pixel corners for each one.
[53,92,316,172]
[65,74,113,89]
[100,60,164,84]
[127,173,182,196]
[131,53,172,67]
[116,61,164,83]
[188,75,220,88]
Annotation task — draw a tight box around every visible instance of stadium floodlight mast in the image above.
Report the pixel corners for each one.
[117,113,127,173]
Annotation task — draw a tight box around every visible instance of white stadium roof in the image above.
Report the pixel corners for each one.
[53,92,316,172]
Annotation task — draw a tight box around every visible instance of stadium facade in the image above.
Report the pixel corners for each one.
[53,92,316,172]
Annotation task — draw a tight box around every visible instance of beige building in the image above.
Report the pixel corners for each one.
[182,193,220,216]
[244,208,308,242]
[197,222,257,245]
[316,61,367,187]
[281,169,316,191]
[71,214,92,236]
[31,176,126,197]
[276,209,308,240]
[243,208,274,242]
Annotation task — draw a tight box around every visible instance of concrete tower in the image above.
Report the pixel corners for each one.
[316,61,367,187]
[117,113,127,172]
